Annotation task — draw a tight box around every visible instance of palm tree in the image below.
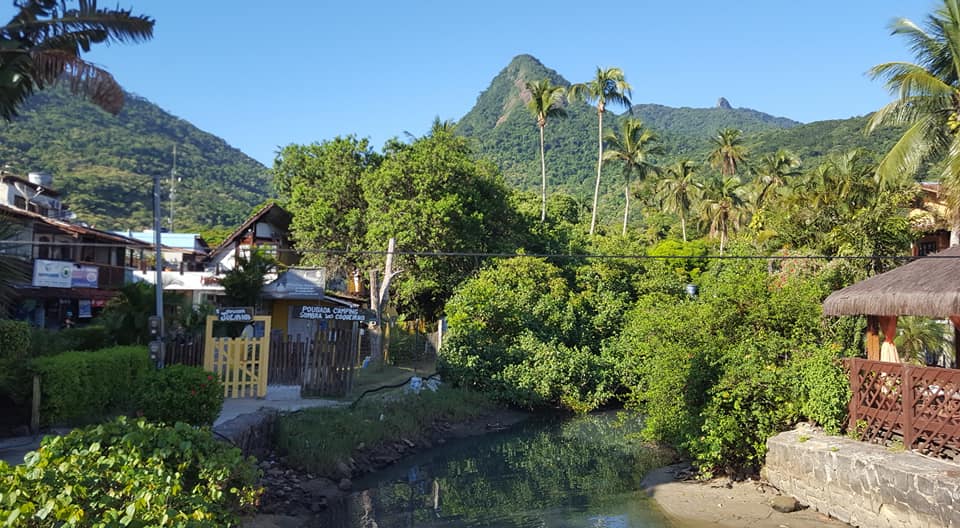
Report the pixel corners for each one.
[895,316,948,365]
[0,0,154,120]
[698,174,746,254]
[568,67,633,235]
[754,149,801,207]
[708,128,748,177]
[525,79,568,222]
[602,118,662,235]
[867,0,960,245]
[657,159,701,242]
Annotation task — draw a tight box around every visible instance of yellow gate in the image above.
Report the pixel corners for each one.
[204,315,271,398]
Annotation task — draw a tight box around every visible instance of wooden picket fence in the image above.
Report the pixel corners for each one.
[847,358,960,459]
[170,325,359,397]
[297,324,359,397]
[165,334,204,367]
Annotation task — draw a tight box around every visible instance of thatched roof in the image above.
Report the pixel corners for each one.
[823,245,960,317]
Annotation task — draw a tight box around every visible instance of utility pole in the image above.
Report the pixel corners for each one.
[152,171,165,368]
[169,145,178,232]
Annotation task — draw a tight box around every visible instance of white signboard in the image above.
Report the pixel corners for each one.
[296,305,365,321]
[32,259,72,288]
[217,307,254,322]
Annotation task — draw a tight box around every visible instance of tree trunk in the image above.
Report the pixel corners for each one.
[539,124,547,222]
[680,214,687,242]
[622,183,629,236]
[590,109,604,235]
[368,238,401,368]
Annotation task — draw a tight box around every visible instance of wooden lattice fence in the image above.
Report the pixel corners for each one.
[847,358,960,459]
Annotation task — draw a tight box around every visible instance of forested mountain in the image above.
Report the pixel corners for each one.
[747,115,903,164]
[456,54,904,208]
[457,55,801,197]
[0,85,269,231]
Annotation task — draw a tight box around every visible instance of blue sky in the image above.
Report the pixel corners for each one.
[2,1,937,166]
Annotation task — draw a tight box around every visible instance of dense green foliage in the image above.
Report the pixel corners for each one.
[0,417,260,526]
[0,85,269,231]
[29,325,109,355]
[31,345,151,426]
[135,365,223,427]
[275,386,494,476]
[273,137,378,270]
[0,319,29,360]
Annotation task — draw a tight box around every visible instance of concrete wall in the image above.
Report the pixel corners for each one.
[763,425,960,527]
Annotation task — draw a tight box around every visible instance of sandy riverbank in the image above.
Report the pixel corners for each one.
[643,463,849,527]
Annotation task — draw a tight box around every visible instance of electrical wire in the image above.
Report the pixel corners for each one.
[0,239,949,261]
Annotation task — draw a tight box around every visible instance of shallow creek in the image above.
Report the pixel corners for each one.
[316,412,685,527]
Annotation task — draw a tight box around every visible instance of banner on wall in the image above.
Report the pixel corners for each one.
[32,260,98,288]
[78,300,92,318]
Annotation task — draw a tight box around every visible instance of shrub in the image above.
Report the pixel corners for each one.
[0,320,32,403]
[136,365,224,426]
[789,344,852,434]
[0,319,30,360]
[0,417,261,526]
[31,346,151,426]
[29,325,111,356]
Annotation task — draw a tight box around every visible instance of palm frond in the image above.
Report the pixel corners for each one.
[875,116,937,186]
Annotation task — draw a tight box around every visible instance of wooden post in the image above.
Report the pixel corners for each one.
[950,315,960,369]
[847,358,859,434]
[866,316,880,361]
[902,364,915,450]
[31,375,40,434]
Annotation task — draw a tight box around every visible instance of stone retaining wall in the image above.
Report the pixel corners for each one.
[762,425,960,527]
[213,410,278,457]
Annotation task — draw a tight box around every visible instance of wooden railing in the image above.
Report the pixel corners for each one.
[846,358,960,459]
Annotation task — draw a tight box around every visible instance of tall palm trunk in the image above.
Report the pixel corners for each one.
[622,183,629,236]
[590,107,604,235]
[719,214,727,255]
[680,213,687,242]
[539,122,547,222]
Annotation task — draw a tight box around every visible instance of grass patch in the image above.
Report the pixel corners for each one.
[275,385,494,475]
[347,358,437,400]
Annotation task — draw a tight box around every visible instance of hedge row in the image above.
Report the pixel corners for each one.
[0,320,30,360]
[32,346,151,426]
[29,325,111,357]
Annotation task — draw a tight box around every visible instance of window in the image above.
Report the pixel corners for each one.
[918,241,938,257]
[13,195,25,209]
[36,236,50,259]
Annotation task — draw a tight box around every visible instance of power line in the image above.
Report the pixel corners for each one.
[0,239,953,261]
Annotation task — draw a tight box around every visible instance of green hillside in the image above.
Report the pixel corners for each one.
[457,55,806,207]
[0,86,270,231]
[747,114,903,164]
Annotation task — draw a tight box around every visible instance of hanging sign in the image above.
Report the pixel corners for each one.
[217,307,254,322]
[295,305,365,321]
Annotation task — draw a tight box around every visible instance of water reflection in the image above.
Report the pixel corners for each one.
[324,412,677,527]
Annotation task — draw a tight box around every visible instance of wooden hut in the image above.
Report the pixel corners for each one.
[823,245,960,363]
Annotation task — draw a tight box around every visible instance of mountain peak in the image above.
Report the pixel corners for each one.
[717,97,732,109]
[458,54,571,134]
